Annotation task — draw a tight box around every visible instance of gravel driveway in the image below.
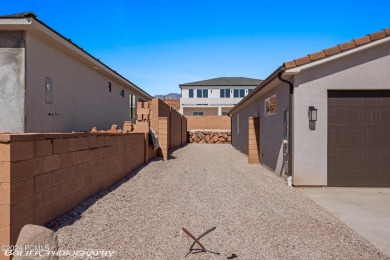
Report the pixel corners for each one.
[48,145,388,259]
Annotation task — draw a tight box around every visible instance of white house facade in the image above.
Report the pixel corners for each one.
[179,77,262,116]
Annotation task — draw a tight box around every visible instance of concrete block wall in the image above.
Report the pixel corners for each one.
[0,132,145,248]
[170,109,182,149]
[181,117,188,146]
[158,117,169,160]
[248,117,260,164]
[134,101,157,163]
[149,98,187,155]
[186,116,231,130]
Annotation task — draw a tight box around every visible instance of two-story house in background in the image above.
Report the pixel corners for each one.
[179,77,262,116]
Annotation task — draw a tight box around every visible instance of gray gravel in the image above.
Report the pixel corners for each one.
[48,145,389,259]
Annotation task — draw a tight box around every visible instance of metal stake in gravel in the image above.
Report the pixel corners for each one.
[182,227,218,255]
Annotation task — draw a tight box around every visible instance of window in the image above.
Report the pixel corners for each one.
[226,89,230,98]
[193,111,204,116]
[130,94,136,118]
[196,89,208,98]
[234,89,245,98]
[203,89,208,98]
[248,89,253,94]
[119,89,125,97]
[220,89,231,98]
[222,112,228,116]
[197,89,202,98]
[189,89,194,98]
[265,94,277,116]
[234,89,239,98]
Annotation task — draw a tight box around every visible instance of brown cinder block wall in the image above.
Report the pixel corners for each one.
[186,116,231,130]
[149,98,187,156]
[170,109,182,149]
[248,117,260,164]
[0,132,145,248]
[181,117,188,146]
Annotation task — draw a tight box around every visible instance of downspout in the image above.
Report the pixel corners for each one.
[277,71,294,178]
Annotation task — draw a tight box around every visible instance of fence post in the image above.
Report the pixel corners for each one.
[134,101,151,163]
[248,117,260,164]
[158,117,169,160]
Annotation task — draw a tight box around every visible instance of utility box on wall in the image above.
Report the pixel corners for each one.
[45,77,53,104]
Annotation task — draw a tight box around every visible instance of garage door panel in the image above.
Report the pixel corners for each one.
[329,108,389,126]
[328,166,390,187]
[328,146,390,167]
[328,90,390,187]
[328,126,390,147]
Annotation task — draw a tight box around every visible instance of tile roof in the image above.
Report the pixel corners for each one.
[180,77,263,86]
[284,28,390,69]
[0,12,37,18]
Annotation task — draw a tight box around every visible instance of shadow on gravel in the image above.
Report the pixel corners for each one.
[46,158,160,232]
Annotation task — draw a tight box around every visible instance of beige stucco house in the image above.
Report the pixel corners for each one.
[229,28,390,187]
[0,12,152,133]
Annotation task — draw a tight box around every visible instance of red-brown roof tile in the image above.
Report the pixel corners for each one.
[284,60,297,69]
[369,30,386,41]
[295,56,311,66]
[283,28,390,69]
[324,46,341,56]
[339,40,356,51]
[309,51,326,61]
[354,36,371,46]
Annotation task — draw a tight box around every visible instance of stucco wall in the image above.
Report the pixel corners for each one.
[0,31,25,133]
[260,85,289,174]
[292,40,390,186]
[24,32,138,133]
[231,83,289,174]
[231,101,259,155]
[182,107,218,116]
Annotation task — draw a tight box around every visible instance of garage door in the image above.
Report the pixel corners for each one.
[328,90,390,187]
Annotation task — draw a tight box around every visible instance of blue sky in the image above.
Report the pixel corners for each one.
[1,1,390,96]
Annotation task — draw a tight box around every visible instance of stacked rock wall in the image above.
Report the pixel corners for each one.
[188,130,231,144]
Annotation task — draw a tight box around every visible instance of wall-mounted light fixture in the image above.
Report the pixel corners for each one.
[108,82,112,92]
[308,106,317,130]
[308,106,317,121]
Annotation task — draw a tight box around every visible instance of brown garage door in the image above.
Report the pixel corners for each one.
[328,90,390,187]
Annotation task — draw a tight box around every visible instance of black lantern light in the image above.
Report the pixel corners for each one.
[308,106,317,121]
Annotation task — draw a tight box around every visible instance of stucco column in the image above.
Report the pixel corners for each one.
[218,106,222,116]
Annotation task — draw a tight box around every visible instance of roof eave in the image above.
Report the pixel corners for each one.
[228,67,284,116]
[285,30,390,75]
[0,15,152,100]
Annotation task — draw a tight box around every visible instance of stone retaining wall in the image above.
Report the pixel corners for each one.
[188,130,231,144]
